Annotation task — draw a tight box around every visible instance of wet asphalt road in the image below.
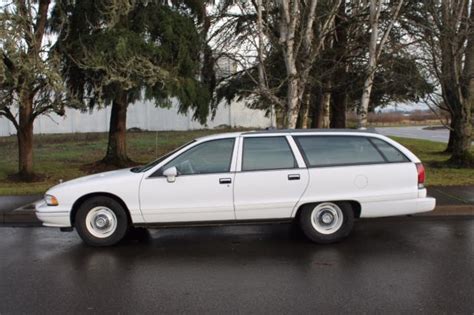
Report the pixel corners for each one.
[376,126,452,143]
[1,217,473,314]
[376,125,474,144]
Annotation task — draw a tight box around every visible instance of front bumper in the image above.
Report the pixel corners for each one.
[35,201,71,227]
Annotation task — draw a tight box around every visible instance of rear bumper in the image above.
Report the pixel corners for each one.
[35,201,71,227]
[417,197,437,213]
[360,197,436,218]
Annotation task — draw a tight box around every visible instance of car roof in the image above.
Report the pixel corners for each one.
[195,128,380,141]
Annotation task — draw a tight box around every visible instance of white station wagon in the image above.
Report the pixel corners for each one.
[36,130,436,246]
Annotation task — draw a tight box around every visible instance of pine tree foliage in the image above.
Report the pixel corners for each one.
[55,0,214,124]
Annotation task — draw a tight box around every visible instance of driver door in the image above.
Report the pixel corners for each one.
[139,138,237,223]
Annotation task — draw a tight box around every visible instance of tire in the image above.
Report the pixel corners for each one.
[299,201,354,244]
[75,196,129,246]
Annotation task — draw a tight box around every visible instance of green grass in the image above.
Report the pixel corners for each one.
[0,131,472,195]
[390,137,474,186]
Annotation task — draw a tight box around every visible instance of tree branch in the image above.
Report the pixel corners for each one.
[0,106,19,130]
[33,0,50,48]
[376,0,404,60]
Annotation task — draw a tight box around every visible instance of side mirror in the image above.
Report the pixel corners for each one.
[163,166,178,183]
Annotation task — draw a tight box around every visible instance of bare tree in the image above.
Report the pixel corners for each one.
[0,0,66,179]
[278,0,342,128]
[210,0,341,128]
[409,0,473,165]
[358,0,403,129]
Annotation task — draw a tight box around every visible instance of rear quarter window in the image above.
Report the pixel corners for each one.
[294,135,385,167]
[369,138,410,163]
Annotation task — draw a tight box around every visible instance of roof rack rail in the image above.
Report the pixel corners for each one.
[242,128,379,135]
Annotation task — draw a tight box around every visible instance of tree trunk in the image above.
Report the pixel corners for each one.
[446,0,474,166]
[448,109,472,165]
[331,92,347,128]
[296,111,304,129]
[330,1,348,129]
[301,103,310,129]
[17,96,34,179]
[311,104,322,128]
[442,86,472,165]
[445,119,455,153]
[359,72,375,129]
[102,91,131,166]
[358,0,379,129]
[358,0,402,129]
[286,76,300,129]
[321,81,331,128]
[297,92,310,129]
[311,89,324,128]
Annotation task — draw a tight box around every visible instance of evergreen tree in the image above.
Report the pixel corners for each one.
[55,0,214,166]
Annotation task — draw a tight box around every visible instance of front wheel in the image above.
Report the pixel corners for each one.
[299,202,354,244]
[75,196,129,246]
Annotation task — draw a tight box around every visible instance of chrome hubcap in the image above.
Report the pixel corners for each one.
[85,207,117,238]
[94,215,109,229]
[321,212,334,224]
[311,203,344,235]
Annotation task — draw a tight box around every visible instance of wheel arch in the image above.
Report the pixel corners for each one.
[70,192,132,227]
[294,200,361,220]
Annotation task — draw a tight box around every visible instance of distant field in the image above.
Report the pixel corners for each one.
[0,130,472,195]
[346,111,448,128]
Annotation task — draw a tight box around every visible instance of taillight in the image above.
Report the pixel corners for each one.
[416,163,425,189]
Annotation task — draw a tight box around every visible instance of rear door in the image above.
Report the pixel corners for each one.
[233,135,309,220]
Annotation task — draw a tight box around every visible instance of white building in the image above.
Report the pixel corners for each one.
[0,55,273,137]
[0,98,272,137]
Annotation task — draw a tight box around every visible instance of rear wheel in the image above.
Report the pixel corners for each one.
[299,202,354,244]
[75,196,129,246]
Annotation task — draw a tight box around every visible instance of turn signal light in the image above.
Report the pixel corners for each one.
[45,195,59,206]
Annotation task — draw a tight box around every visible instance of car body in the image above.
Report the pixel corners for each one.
[36,129,436,246]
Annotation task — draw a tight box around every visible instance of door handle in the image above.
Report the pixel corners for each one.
[288,174,300,181]
[219,178,232,184]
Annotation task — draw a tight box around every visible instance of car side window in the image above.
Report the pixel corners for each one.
[242,137,297,171]
[294,136,385,167]
[161,138,235,175]
[370,138,409,162]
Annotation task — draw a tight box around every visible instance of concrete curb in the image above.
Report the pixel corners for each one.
[2,209,41,226]
[416,205,474,216]
[0,200,41,226]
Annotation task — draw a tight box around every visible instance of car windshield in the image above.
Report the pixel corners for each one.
[130,140,196,173]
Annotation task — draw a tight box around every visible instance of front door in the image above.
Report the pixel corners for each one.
[233,136,309,220]
[139,138,237,223]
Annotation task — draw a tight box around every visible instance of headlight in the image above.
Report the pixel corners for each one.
[45,194,59,206]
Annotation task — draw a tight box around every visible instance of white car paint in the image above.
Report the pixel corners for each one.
[36,130,436,228]
[36,168,144,226]
[233,135,310,219]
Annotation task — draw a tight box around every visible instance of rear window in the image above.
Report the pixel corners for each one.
[294,136,385,167]
[369,138,409,162]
